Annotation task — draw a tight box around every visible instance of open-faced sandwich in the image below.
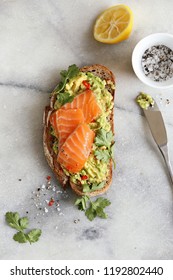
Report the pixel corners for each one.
[43,64,115,197]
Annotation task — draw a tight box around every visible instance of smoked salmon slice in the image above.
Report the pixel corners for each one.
[62,89,101,123]
[57,123,95,173]
[50,108,84,148]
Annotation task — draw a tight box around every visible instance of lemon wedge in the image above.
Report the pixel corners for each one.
[94,4,133,44]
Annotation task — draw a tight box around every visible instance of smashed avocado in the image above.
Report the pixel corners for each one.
[52,65,115,189]
[70,154,109,185]
[136,92,154,109]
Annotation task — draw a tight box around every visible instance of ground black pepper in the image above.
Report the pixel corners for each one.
[141,45,173,82]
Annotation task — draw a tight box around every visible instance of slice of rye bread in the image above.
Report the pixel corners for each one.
[43,64,115,196]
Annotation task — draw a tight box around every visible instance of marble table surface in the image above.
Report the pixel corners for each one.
[0,0,173,260]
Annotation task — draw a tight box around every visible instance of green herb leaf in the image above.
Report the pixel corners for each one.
[5,212,42,244]
[91,182,105,191]
[75,195,89,211]
[52,140,59,154]
[94,149,111,162]
[13,232,28,243]
[85,197,111,221]
[19,217,29,230]
[95,129,114,149]
[85,205,97,221]
[26,229,42,244]
[95,207,107,219]
[56,92,74,108]
[82,182,105,193]
[50,126,56,137]
[55,64,80,94]
[5,212,23,232]
[93,197,111,209]
[82,184,91,193]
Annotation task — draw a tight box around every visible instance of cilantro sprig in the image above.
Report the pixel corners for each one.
[75,196,111,221]
[83,182,105,193]
[53,64,80,108]
[56,92,74,109]
[95,129,114,148]
[5,212,42,244]
[55,64,80,94]
[94,128,116,167]
[94,149,110,162]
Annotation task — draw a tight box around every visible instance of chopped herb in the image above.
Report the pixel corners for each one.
[5,212,42,244]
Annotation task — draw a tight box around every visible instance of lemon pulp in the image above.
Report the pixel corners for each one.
[94,4,133,44]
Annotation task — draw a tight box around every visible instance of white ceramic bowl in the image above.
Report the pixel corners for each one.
[132,33,173,89]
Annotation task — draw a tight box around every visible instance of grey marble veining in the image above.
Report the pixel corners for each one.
[0,0,173,260]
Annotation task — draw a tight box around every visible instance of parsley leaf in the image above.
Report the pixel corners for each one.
[75,196,111,221]
[85,198,111,221]
[55,92,74,108]
[18,217,29,230]
[94,129,116,167]
[13,232,28,243]
[55,64,80,94]
[93,197,111,209]
[5,212,28,232]
[94,149,110,162]
[96,207,107,219]
[5,212,42,244]
[26,229,42,244]
[95,129,114,149]
[91,182,105,191]
[82,182,105,193]
[75,196,89,211]
[82,184,91,193]
[85,205,97,221]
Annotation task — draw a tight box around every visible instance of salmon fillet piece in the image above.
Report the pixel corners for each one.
[57,123,95,173]
[50,108,84,148]
[62,89,101,123]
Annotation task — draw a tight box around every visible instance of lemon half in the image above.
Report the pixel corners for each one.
[94,4,134,44]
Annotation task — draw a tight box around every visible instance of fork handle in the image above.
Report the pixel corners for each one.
[159,144,173,185]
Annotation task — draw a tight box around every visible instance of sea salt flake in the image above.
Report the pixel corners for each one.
[141,45,173,82]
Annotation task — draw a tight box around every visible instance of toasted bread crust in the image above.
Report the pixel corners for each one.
[43,64,115,196]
